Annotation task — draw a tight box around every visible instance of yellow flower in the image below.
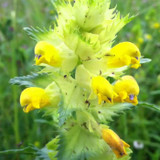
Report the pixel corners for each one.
[20,87,50,113]
[152,22,160,29]
[144,34,152,41]
[137,37,144,44]
[91,76,116,104]
[102,128,130,158]
[113,75,139,105]
[107,42,141,69]
[34,41,62,67]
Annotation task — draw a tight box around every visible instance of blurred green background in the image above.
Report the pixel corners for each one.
[0,0,160,159]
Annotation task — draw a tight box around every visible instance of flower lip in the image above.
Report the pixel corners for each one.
[135,56,138,60]
[107,97,112,102]
[129,94,134,100]
[24,105,28,109]
[120,152,124,156]
[91,76,115,104]
[20,87,50,113]
[34,41,62,67]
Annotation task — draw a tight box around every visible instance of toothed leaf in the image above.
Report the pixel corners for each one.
[89,103,133,123]
[10,73,53,88]
[57,125,112,160]
[138,102,160,112]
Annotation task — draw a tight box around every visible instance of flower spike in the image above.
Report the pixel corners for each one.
[16,0,148,158]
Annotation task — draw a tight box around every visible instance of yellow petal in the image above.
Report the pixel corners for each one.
[113,75,139,105]
[107,42,141,69]
[107,55,131,68]
[121,139,130,148]
[23,104,35,113]
[20,87,50,113]
[102,128,130,158]
[152,22,160,29]
[91,76,116,104]
[119,91,128,101]
[34,41,62,67]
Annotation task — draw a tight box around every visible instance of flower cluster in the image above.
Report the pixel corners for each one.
[19,0,147,159]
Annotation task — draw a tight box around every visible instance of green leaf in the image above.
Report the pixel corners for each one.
[150,90,160,95]
[89,147,132,160]
[46,137,59,160]
[24,26,62,47]
[117,148,132,160]
[140,58,151,64]
[138,102,160,112]
[89,103,133,123]
[24,27,52,41]
[35,147,51,160]
[0,143,57,160]
[57,125,111,160]
[55,76,88,125]
[0,145,37,155]
[10,73,53,88]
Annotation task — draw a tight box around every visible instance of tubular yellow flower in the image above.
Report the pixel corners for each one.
[102,128,130,158]
[107,42,141,69]
[20,87,50,113]
[91,76,116,104]
[34,41,62,67]
[113,75,139,105]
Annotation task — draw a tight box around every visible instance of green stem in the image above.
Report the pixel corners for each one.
[11,0,20,144]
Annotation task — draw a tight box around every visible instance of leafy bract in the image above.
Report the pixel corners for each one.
[89,103,133,123]
[10,73,54,88]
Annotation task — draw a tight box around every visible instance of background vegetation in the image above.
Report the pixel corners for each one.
[0,0,160,159]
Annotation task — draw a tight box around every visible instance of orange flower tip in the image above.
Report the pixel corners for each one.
[102,128,130,158]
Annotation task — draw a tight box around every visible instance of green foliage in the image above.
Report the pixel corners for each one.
[89,103,133,123]
[0,145,53,160]
[10,73,54,88]
[57,125,109,160]
[1,0,160,160]
[138,102,160,112]
[0,145,37,155]
[24,27,53,42]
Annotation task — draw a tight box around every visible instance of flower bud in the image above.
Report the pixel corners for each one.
[102,128,130,158]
